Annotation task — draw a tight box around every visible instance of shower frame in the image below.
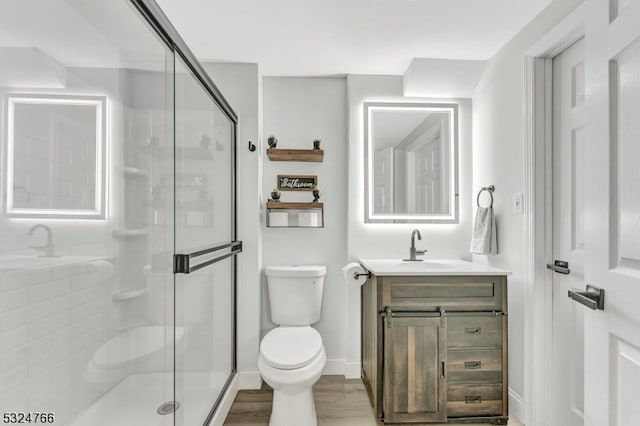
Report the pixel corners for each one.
[127,1,239,424]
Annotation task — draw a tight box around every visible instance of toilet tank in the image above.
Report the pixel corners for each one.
[266,265,326,326]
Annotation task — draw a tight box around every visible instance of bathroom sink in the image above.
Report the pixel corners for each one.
[358,258,511,276]
[396,261,454,270]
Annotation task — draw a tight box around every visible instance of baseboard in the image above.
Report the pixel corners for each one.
[322,358,346,375]
[508,387,525,424]
[344,361,361,379]
[238,370,262,390]
[207,373,239,426]
[322,359,361,379]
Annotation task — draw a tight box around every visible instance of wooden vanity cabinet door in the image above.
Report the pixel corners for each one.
[383,317,447,423]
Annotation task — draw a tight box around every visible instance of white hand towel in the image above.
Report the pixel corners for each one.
[470,207,498,255]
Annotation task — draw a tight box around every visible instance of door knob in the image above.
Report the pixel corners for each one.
[568,284,605,310]
[547,260,570,274]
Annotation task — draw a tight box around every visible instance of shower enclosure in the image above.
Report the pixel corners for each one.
[0,1,239,424]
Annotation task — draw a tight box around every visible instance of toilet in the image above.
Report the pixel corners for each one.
[259,265,327,426]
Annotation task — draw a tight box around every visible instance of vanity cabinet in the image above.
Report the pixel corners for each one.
[362,274,508,424]
[383,315,447,423]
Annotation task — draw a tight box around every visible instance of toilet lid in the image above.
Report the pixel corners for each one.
[261,327,323,370]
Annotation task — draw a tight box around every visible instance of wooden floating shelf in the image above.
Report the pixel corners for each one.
[266,148,324,162]
[266,202,323,209]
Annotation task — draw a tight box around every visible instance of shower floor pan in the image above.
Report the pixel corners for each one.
[69,372,228,425]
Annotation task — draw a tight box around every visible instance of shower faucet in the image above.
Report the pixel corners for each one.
[28,224,56,257]
[404,229,427,262]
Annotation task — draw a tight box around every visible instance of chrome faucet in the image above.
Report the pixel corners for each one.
[404,229,427,261]
[28,224,55,257]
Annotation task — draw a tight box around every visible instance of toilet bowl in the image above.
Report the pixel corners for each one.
[260,265,327,426]
[259,326,326,426]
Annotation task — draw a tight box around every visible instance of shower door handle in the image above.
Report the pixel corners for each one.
[174,241,242,274]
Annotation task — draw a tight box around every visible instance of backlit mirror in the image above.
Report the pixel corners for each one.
[5,94,107,219]
[364,102,458,223]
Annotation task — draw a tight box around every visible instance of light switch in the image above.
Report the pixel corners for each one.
[512,193,524,214]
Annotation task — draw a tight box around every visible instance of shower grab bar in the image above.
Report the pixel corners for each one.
[174,241,242,274]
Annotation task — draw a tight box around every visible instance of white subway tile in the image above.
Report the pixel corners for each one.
[46,343,72,367]
[51,263,88,280]
[70,319,89,339]
[0,306,28,333]
[28,278,71,304]
[71,272,101,290]
[50,294,72,313]
[26,300,52,323]
[0,364,28,394]
[0,382,29,412]
[28,355,50,379]
[1,302,51,333]
[0,346,27,372]
[25,368,52,396]
[71,299,102,322]
[25,335,51,359]
[50,328,71,349]
[0,326,28,352]
[50,358,72,383]
[28,311,70,340]
[71,329,102,353]
[0,268,51,292]
[0,288,28,311]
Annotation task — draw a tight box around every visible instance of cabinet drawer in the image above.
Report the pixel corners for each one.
[447,349,502,383]
[447,384,503,417]
[448,315,502,349]
[381,276,505,311]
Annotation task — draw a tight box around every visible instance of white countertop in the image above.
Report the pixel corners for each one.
[359,259,511,276]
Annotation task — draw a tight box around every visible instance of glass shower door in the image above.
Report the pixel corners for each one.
[0,1,177,425]
[173,55,238,426]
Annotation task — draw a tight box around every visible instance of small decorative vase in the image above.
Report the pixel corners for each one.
[267,135,278,149]
[199,134,211,149]
[313,139,321,150]
[271,191,281,202]
[312,190,320,203]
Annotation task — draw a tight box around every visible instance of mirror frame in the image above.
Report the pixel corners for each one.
[364,101,459,224]
[5,94,107,219]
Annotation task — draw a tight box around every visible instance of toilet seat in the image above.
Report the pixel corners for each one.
[260,326,323,370]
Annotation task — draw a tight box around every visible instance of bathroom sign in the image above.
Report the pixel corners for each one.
[277,175,317,191]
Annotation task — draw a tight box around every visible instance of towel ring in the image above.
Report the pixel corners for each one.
[477,185,495,208]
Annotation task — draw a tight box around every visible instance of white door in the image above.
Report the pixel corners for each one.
[583,1,640,425]
[551,37,586,426]
[374,146,394,214]
[414,135,441,214]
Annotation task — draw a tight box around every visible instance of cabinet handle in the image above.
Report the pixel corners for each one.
[465,395,482,404]
[441,361,446,379]
[464,327,481,334]
[464,361,481,369]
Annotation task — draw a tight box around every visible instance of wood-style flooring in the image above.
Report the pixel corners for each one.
[223,376,523,426]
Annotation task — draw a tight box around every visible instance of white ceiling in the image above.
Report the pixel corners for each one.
[155,0,553,76]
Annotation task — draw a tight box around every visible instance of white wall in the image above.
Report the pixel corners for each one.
[471,0,584,420]
[345,74,473,373]
[262,77,349,374]
[202,62,263,388]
